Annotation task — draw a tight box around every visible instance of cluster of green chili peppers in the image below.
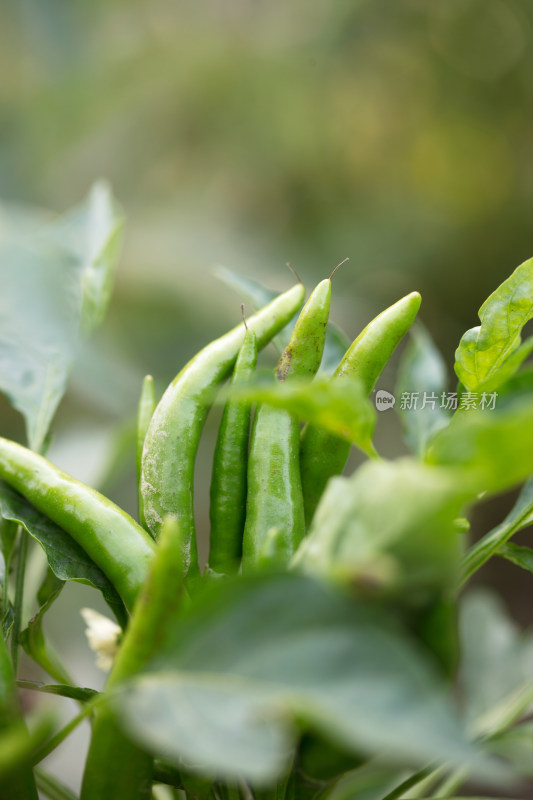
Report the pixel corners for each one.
[0,274,421,798]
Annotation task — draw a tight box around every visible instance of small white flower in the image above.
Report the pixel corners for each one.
[81,608,121,671]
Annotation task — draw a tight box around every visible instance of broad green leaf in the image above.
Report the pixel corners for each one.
[0,182,124,451]
[214,265,350,374]
[396,324,450,457]
[0,482,126,626]
[45,182,124,338]
[458,590,533,739]
[293,459,469,594]
[460,477,533,586]
[425,401,533,495]
[454,257,533,393]
[111,575,491,785]
[218,377,376,456]
[19,568,71,684]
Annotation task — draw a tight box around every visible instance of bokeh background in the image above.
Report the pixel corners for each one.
[1,0,533,793]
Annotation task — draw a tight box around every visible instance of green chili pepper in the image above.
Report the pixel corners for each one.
[242,278,332,571]
[0,438,156,612]
[141,283,305,575]
[136,375,156,534]
[81,516,187,800]
[300,291,421,525]
[209,325,258,574]
[0,634,38,798]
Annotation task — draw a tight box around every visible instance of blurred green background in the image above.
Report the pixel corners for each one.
[1,0,533,790]
[2,0,533,547]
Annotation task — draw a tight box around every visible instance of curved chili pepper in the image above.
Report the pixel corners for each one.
[141,283,305,575]
[209,327,258,574]
[300,291,421,525]
[136,375,156,534]
[242,278,331,571]
[0,438,156,612]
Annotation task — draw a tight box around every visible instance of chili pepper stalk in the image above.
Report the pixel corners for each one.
[81,515,188,799]
[0,633,39,798]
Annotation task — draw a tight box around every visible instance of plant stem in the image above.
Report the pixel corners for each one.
[34,767,78,800]
[32,694,101,764]
[11,525,27,673]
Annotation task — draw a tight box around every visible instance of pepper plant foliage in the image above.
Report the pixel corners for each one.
[1,188,533,800]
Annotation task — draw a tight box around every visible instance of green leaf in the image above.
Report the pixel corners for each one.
[218,377,376,456]
[45,181,124,338]
[458,589,533,738]
[19,568,71,684]
[293,459,469,594]
[111,575,492,785]
[460,477,533,585]
[454,257,533,393]
[0,482,126,626]
[498,541,533,574]
[396,324,450,457]
[16,681,98,703]
[214,265,350,374]
[0,182,124,451]
[425,401,533,495]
